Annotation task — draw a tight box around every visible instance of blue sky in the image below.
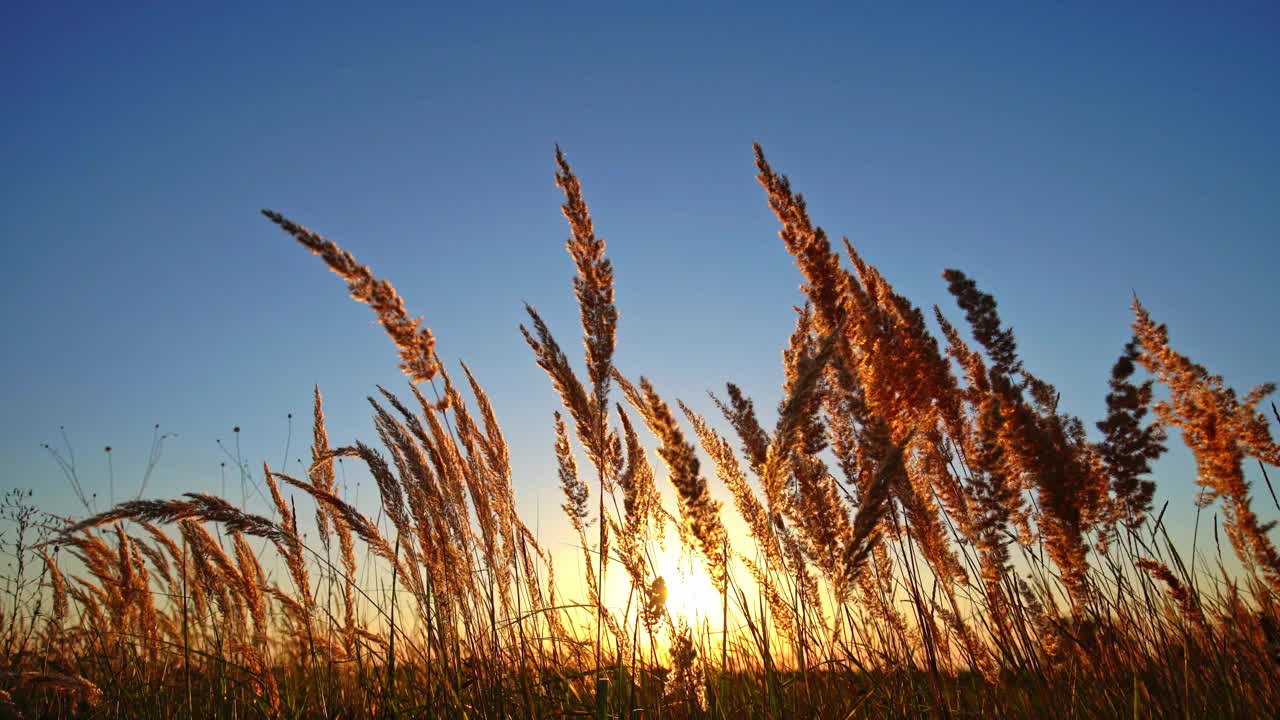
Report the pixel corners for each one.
[2,2,1277,558]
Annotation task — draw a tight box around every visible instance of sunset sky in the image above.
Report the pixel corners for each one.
[3,2,1277,570]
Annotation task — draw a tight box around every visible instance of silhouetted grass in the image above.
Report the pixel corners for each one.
[3,146,1279,719]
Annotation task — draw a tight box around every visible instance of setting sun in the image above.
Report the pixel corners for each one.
[651,545,725,623]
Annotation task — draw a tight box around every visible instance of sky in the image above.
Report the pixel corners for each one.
[2,2,1278,571]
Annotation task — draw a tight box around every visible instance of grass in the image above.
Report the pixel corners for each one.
[3,144,1280,719]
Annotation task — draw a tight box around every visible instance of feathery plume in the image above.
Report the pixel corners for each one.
[711,383,771,477]
[38,549,68,629]
[616,405,663,538]
[1135,558,1205,628]
[274,471,413,584]
[753,144,847,338]
[263,210,437,383]
[1096,339,1166,529]
[61,495,292,547]
[310,385,336,549]
[641,379,727,591]
[554,411,590,531]
[943,269,1021,376]
[681,401,781,568]
[263,463,315,614]
[1133,298,1280,593]
[555,145,618,414]
[521,304,604,465]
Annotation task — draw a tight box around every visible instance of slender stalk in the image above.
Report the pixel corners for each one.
[388,535,398,719]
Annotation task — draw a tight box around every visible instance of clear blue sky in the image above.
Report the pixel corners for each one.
[2,2,1277,555]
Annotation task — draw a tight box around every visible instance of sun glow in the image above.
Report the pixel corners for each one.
[589,540,731,635]
[650,545,724,623]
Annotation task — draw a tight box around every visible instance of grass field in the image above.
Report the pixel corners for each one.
[3,146,1279,719]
